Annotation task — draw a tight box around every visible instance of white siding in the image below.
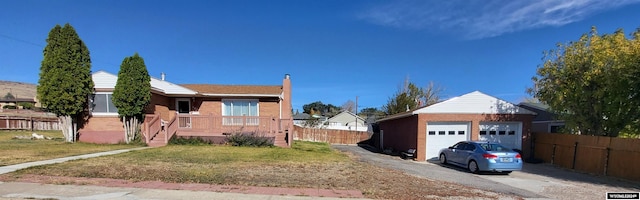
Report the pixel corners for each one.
[92,71,118,89]
[413,91,536,115]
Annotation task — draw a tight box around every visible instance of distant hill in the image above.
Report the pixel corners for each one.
[0,80,37,100]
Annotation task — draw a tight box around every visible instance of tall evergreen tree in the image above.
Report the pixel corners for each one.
[112,53,151,144]
[37,23,93,142]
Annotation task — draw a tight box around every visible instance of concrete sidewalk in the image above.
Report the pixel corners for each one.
[0,147,150,174]
[0,182,356,200]
[0,182,360,200]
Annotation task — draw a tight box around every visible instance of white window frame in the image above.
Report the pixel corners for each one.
[90,92,118,116]
[221,99,260,116]
[221,99,260,126]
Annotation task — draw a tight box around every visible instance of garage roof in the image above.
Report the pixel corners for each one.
[413,91,536,115]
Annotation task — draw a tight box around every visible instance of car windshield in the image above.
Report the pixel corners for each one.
[478,143,511,152]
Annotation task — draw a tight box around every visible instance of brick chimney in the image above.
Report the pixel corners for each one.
[282,74,293,146]
[282,74,292,119]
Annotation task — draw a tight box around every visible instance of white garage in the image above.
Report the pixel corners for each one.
[425,122,470,160]
[479,122,522,151]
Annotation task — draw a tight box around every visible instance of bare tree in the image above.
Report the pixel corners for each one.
[341,100,356,113]
[423,81,443,106]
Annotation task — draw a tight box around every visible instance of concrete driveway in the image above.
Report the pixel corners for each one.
[333,144,639,200]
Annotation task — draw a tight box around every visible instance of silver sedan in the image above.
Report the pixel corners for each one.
[438,141,522,174]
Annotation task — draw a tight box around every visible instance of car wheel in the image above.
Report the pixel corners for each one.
[468,160,479,174]
[439,153,447,164]
[501,171,512,175]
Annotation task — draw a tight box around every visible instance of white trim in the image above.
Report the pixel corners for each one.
[90,92,118,116]
[202,93,280,97]
[376,112,414,123]
[279,98,282,119]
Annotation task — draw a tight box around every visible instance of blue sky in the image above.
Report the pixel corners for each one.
[1,0,640,112]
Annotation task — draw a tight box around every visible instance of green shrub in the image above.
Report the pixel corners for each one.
[225,132,274,147]
[169,136,212,145]
[2,105,16,109]
[18,102,35,110]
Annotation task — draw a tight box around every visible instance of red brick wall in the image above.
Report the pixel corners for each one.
[260,100,280,118]
[147,93,172,121]
[78,116,125,144]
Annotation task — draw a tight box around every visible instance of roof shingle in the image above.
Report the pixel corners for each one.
[180,84,283,95]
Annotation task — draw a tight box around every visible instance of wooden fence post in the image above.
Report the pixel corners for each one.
[604,147,610,176]
[572,142,578,169]
[551,144,556,165]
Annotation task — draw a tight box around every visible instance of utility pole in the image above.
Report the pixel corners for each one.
[355,96,358,132]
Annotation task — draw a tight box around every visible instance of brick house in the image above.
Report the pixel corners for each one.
[376,91,536,161]
[78,71,293,147]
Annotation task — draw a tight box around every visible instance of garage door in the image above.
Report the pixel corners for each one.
[425,122,470,160]
[479,122,522,151]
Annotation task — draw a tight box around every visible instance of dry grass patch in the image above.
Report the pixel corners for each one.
[5,141,516,199]
[0,130,144,166]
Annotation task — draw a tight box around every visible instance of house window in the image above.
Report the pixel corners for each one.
[549,123,564,133]
[428,131,436,135]
[438,131,445,135]
[499,131,506,135]
[90,93,118,115]
[448,131,455,135]
[480,131,487,135]
[222,99,259,125]
[458,131,465,135]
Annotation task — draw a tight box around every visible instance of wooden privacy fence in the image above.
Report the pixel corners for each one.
[0,115,61,131]
[293,125,371,144]
[533,132,640,182]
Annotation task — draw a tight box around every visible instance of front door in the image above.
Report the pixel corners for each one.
[177,99,190,114]
[176,98,191,128]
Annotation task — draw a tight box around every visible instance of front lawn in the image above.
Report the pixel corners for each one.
[0,130,144,166]
[2,141,512,199]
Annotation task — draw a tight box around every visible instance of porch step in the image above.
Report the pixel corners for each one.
[147,132,168,147]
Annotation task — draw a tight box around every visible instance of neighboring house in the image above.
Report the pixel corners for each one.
[78,71,293,147]
[324,110,367,131]
[518,102,565,133]
[376,91,536,161]
[293,112,328,128]
[292,113,311,126]
[0,98,36,109]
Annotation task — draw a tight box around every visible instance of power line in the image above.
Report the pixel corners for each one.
[0,33,44,48]
[0,32,120,68]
